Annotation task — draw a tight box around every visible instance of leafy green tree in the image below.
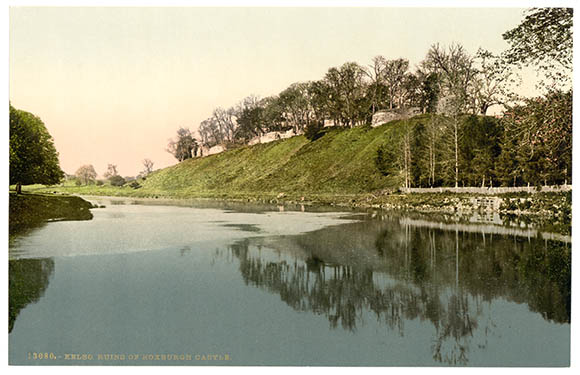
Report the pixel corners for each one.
[9,105,64,194]
[235,106,264,142]
[167,127,199,161]
[502,7,573,88]
[324,62,369,127]
[261,96,286,132]
[279,83,311,133]
[459,116,503,186]
[499,90,572,186]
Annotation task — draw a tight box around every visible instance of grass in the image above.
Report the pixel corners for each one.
[30,118,416,199]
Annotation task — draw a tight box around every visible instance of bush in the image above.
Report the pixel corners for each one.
[96,180,104,186]
[129,181,141,189]
[75,179,82,186]
[304,122,324,141]
[109,175,126,187]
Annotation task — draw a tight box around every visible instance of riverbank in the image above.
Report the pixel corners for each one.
[19,184,571,235]
[9,192,96,237]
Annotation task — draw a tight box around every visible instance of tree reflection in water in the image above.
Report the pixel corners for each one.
[9,258,54,333]
[226,214,570,365]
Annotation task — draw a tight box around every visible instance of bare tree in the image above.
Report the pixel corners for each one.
[75,165,97,185]
[423,43,476,187]
[468,49,519,115]
[142,159,154,176]
[365,56,388,114]
[103,164,118,179]
[384,58,410,109]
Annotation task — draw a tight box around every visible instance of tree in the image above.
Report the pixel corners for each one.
[212,107,237,143]
[235,105,264,141]
[75,165,97,185]
[499,90,572,186]
[423,43,477,187]
[167,127,199,162]
[365,56,389,114]
[384,58,410,109]
[279,83,311,133]
[261,96,286,132]
[103,164,118,179]
[141,159,154,176]
[468,49,517,115]
[10,105,64,194]
[324,62,368,127]
[502,7,573,88]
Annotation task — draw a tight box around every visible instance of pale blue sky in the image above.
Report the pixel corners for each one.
[10,7,528,176]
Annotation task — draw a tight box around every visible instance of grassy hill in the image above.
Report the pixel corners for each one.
[137,117,422,198]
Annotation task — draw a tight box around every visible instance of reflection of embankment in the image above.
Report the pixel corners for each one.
[9,194,94,238]
[399,217,571,243]
[9,258,55,333]
[227,217,570,364]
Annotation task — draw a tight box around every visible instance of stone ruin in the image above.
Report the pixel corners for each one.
[371,107,422,127]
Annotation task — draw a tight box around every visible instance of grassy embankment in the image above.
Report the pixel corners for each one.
[22,115,571,231]
[9,193,96,237]
[23,117,421,200]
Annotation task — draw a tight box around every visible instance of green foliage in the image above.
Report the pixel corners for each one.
[503,7,573,87]
[374,141,399,178]
[304,122,324,141]
[459,115,503,186]
[167,127,198,161]
[235,106,264,141]
[109,175,126,187]
[498,90,572,186]
[9,105,64,189]
[129,181,141,189]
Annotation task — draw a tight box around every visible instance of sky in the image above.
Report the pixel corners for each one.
[9,6,530,177]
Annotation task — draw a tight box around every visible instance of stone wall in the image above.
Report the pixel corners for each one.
[399,185,572,195]
[248,129,300,146]
[371,107,422,127]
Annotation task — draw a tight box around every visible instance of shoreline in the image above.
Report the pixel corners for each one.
[8,188,572,238]
[21,186,570,234]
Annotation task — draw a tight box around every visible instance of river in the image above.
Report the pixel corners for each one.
[8,198,571,366]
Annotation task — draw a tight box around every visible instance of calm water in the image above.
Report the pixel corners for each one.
[9,198,571,366]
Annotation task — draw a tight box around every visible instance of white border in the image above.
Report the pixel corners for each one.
[2,1,578,375]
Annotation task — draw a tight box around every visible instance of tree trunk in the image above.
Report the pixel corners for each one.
[16,182,22,195]
[454,117,459,188]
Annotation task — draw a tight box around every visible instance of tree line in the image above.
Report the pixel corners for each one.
[10,8,572,191]
[167,7,572,189]
[375,91,571,189]
[178,43,505,152]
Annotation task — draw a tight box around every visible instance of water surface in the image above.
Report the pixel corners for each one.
[9,199,570,366]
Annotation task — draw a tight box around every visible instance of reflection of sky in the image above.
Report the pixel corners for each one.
[9,200,357,259]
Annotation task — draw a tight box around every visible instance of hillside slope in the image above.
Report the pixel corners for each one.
[138,117,427,198]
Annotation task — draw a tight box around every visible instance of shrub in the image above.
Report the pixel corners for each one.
[109,175,126,187]
[129,181,141,189]
[304,122,324,141]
